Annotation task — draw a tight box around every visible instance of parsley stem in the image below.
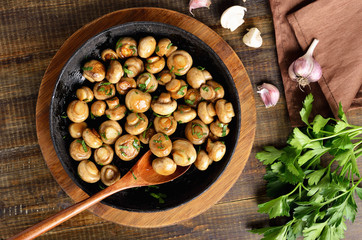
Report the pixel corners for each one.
[353,140,362,150]
[310,127,362,142]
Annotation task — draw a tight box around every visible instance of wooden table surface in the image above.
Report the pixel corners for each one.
[0,0,361,239]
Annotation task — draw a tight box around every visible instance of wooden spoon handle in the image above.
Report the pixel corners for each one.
[8,172,135,240]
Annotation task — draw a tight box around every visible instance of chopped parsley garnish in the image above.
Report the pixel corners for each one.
[155,46,159,52]
[146,64,151,70]
[106,88,113,96]
[90,112,95,120]
[197,66,205,71]
[177,120,183,124]
[121,152,127,157]
[218,123,228,137]
[115,38,123,49]
[100,132,108,140]
[130,169,137,180]
[153,140,162,143]
[153,112,172,118]
[177,85,187,95]
[136,113,145,121]
[170,66,174,72]
[142,122,153,139]
[167,42,173,49]
[214,87,221,91]
[77,139,88,152]
[202,86,209,92]
[174,72,182,76]
[129,45,137,54]
[185,99,195,105]
[114,104,120,109]
[82,66,93,71]
[132,139,142,151]
[150,192,167,203]
[123,64,133,76]
[162,133,169,140]
[100,82,112,86]
[98,87,106,92]
[119,145,129,149]
[61,113,67,119]
[192,123,206,139]
[139,73,151,91]
[157,145,164,149]
[178,67,184,71]
[106,114,111,119]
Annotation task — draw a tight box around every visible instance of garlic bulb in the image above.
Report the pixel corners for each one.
[243,28,263,48]
[288,39,322,88]
[257,83,280,108]
[189,0,212,16]
[220,6,247,32]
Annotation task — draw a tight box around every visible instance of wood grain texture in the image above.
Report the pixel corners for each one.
[35,7,256,228]
[1,0,361,239]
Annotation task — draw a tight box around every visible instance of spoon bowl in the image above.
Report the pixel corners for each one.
[9,150,190,240]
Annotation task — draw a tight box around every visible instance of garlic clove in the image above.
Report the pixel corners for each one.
[257,83,280,108]
[243,27,263,48]
[220,6,247,32]
[189,0,212,16]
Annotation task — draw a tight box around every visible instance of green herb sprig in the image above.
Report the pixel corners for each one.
[250,94,362,240]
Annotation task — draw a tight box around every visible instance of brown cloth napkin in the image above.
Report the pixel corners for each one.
[269,0,362,126]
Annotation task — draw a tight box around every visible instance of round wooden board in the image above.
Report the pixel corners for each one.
[36,7,256,228]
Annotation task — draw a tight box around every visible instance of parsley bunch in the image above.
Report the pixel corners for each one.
[251,94,362,240]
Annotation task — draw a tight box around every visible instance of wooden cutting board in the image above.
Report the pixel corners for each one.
[35,7,256,227]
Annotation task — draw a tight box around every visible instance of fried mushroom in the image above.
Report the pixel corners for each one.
[173,105,196,124]
[197,101,216,125]
[186,67,212,89]
[184,89,202,108]
[194,150,213,171]
[115,134,141,161]
[138,36,156,58]
[116,77,137,95]
[156,38,177,57]
[94,144,114,166]
[78,160,100,183]
[166,79,188,100]
[101,49,118,61]
[105,104,127,121]
[125,89,152,113]
[82,128,103,149]
[106,60,123,84]
[199,84,216,101]
[171,139,197,166]
[185,119,209,145]
[139,125,156,144]
[137,72,158,93]
[207,80,225,102]
[206,139,226,162]
[156,70,175,85]
[145,56,165,74]
[151,92,177,116]
[149,133,172,158]
[99,120,122,145]
[93,81,116,100]
[154,116,177,136]
[69,122,88,139]
[115,37,137,59]
[125,113,148,135]
[67,100,89,123]
[69,139,91,161]
[100,165,121,186]
[82,60,105,83]
[152,157,177,176]
[167,50,193,76]
[124,57,144,78]
[210,119,230,137]
[76,86,93,102]
[215,99,235,124]
[91,100,106,117]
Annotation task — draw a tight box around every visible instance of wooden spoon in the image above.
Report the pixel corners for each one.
[9,150,189,240]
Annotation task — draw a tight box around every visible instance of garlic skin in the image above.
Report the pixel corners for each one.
[243,28,263,48]
[257,83,280,108]
[189,0,211,16]
[288,39,322,88]
[220,6,247,32]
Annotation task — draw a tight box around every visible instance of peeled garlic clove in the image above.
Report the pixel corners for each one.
[189,0,212,16]
[243,28,263,48]
[257,83,280,108]
[220,6,247,32]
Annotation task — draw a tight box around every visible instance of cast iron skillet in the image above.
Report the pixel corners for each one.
[50,21,241,212]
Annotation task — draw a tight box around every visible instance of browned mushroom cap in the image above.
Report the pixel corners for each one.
[156,38,178,57]
[154,116,177,136]
[184,89,202,108]
[69,122,88,139]
[105,97,119,109]
[208,131,220,141]
[186,67,212,89]
[152,157,177,176]
[125,89,152,113]
[197,101,216,125]
[194,150,213,171]
[138,36,157,58]
[91,100,106,117]
[166,79,188,100]
[69,139,91,161]
[67,100,89,123]
[125,113,148,135]
[115,37,137,59]
[149,133,172,158]
[151,92,177,116]
[137,72,158,93]
[76,86,94,103]
[145,56,166,74]
[99,120,122,145]
[106,60,123,84]
[101,49,118,61]
[93,81,116,100]
[199,84,216,101]
[78,160,100,183]
[156,70,175,85]
[115,134,141,161]
[100,165,121,186]
[139,125,156,144]
[124,57,144,78]
[173,105,197,124]
[167,50,193,76]
[105,104,127,121]
[207,80,225,102]
[210,119,230,137]
[82,60,106,83]
[206,139,226,162]
[94,144,114,166]
[172,139,197,166]
[215,99,235,124]
[116,77,137,95]
[82,128,103,149]
[185,119,209,145]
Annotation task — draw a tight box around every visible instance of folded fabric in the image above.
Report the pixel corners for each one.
[269,0,362,126]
